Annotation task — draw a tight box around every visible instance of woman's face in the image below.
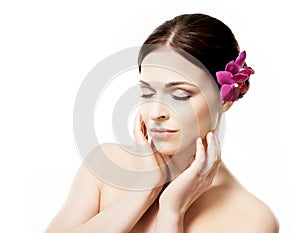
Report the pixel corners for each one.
[139,48,222,156]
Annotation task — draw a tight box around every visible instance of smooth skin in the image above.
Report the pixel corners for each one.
[45,130,278,233]
[45,50,279,233]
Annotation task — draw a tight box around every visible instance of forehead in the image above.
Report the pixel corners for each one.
[140,48,212,87]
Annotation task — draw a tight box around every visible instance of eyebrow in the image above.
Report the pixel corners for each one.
[139,80,197,88]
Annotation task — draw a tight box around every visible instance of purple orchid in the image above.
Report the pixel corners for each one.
[216,51,255,102]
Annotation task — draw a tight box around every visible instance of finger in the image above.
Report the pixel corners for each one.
[207,131,219,164]
[212,131,221,159]
[133,113,148,145]
[199,132,219,175]
[186,155,196,169]
[151,140,165,164]
[192,137,207,175]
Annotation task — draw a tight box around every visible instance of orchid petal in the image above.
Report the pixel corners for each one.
[240,67,255,76]
[216,50,254,102]
[240,84,248,94]
[225,61,240,74]
[231,73,249,83]
[220,84,239,102]
[235,50,246,67]
[216,71,234,85]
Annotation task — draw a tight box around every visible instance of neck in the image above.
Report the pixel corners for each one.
[162,142,197,182]
[212,161,236,187]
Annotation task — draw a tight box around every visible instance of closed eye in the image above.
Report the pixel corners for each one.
[140,86,155,99]
[171,89,193,101]
[171,95,192,100]
[141,93,155,98]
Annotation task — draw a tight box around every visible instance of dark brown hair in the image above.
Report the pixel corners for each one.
[138,13,249,99]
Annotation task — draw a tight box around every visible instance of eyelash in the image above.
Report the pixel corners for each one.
[171,95,192,101]
[140,94,155,98]
[140,94,192,101]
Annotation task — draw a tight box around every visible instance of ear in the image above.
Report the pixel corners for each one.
[221,101,234,113]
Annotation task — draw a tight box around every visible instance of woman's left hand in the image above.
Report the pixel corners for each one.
[158,131,222,216]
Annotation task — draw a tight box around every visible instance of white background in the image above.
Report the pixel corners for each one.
[0,0,298,232]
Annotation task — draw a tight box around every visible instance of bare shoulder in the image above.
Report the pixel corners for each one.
[85,143,135,166]
[83,143,137,184]
[85,142,155,171]
[85,142,127,158]
[231,187,280,233]
[186,181,279,233]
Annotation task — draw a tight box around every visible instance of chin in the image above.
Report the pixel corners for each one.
[151,139,193,157]
[151,139,178,156]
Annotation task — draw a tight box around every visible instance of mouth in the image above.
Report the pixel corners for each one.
[149,128,178,139]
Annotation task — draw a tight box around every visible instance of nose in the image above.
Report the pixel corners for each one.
[150,101,170,121]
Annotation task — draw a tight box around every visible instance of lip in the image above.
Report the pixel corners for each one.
[149,128,178,139]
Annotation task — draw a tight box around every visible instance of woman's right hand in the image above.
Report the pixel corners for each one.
[131,112,166,191]
[45,113,166,233]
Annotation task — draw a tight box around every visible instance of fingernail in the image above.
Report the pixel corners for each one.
[197,137,202,144]
[207,131,212,139]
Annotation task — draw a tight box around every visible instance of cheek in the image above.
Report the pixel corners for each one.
[171,101,203,150]
[177,97,211,141]
[194,100,211,138]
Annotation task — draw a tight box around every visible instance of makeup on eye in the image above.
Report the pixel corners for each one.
[139,85,195,101]
[140,86,155,98]
[171,89,193,101]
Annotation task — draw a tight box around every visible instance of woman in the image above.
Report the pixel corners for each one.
[45,13,279,232]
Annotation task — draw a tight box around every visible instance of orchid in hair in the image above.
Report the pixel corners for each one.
[216,51,255,102]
